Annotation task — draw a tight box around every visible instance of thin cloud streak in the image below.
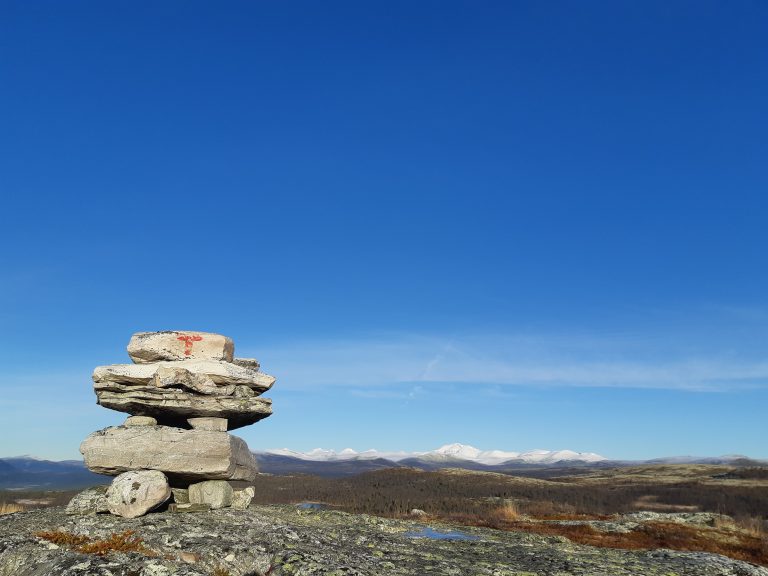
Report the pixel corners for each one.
[244,332,768,392]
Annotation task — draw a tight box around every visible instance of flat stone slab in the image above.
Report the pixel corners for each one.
[80,425,259,483]
[127,331,235,363]
[94,384,272,430]
[93,360,275,393]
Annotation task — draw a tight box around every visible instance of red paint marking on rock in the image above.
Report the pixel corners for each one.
[177,335,203,355]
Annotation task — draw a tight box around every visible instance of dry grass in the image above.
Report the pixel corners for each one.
[0,503,26,515]
[633,494,699,512]
[734,515,767,537]
[35,530,156,557]
[486,502,520,523]
[442,504,768,567]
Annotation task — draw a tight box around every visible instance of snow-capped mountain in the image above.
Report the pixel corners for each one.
[515,449,606,464]
[264,443,606,465]
[266,447,413,462]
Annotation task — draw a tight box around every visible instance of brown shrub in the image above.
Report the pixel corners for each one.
[500,521,768,567]
[35,530,155,557]
[487,502,520,523]
[35,530,90,548]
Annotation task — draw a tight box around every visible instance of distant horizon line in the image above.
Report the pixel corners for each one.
[4,444,763,465]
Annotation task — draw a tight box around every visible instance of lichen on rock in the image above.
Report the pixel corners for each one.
[2,504,767,576]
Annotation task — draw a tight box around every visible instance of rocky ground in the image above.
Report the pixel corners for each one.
[0,504,766,576]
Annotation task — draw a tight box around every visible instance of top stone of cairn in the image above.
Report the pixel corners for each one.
[127,331,234,364]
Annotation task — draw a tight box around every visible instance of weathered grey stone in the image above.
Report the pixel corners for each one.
[231,486,255,510]
[105,470,170,518]
[171,488,189,504]
[93,360,275,392]
[233,385,255,398]
[127,331,235,364]
[80,425,259,483]
[4,505,768,576]
[188,480,233,510]
[93,384,272,430]
[232,357,260,370]
[152,366,236,396]
[65,486,109,515]
[187,417,228,431]
[623,511,732,526]
[124,415,157,427]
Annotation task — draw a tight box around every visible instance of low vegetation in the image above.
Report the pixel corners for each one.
[249,466,768,519]
[0,489,77,512]
[430,508,768,566]
[249,464,768,566]
[5,464,767,567]
[35,530,155,557]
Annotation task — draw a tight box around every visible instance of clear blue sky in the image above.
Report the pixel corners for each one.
[1,1,766,461]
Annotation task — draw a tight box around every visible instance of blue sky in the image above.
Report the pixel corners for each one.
[1,1,766,460]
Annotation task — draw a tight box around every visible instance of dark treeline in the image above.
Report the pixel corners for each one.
[714,467,768,480]
[251,468,768,520]
[0,489,77,508]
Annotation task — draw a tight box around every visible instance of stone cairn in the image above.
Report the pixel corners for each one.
[71,331,274,518]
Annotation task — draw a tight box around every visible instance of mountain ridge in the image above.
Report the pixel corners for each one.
[263,442,607,465]
[1,447,765,488]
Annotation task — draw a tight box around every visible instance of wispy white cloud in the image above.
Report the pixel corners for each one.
[242,331,768,392]
[349,385,425,400]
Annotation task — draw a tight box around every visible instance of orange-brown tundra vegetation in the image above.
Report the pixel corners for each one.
[34,529,155,557]
[247,464,768,566]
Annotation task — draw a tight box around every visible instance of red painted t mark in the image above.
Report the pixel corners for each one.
[177,335,203,355]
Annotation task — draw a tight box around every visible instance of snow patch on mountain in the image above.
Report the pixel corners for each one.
[263,443,607,465]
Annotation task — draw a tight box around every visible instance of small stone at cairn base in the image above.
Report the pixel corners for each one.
[232,486,256,510]
[106,470,171,519]
[188,480,233,510]
[187,417,228,431]
[65,486,109,516]
[124,416,157,427]
[171,488,190,504]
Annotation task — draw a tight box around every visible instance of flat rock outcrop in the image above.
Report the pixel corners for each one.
[1,504,766,576]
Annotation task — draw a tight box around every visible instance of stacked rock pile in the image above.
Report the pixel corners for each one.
[74,331,274,518]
